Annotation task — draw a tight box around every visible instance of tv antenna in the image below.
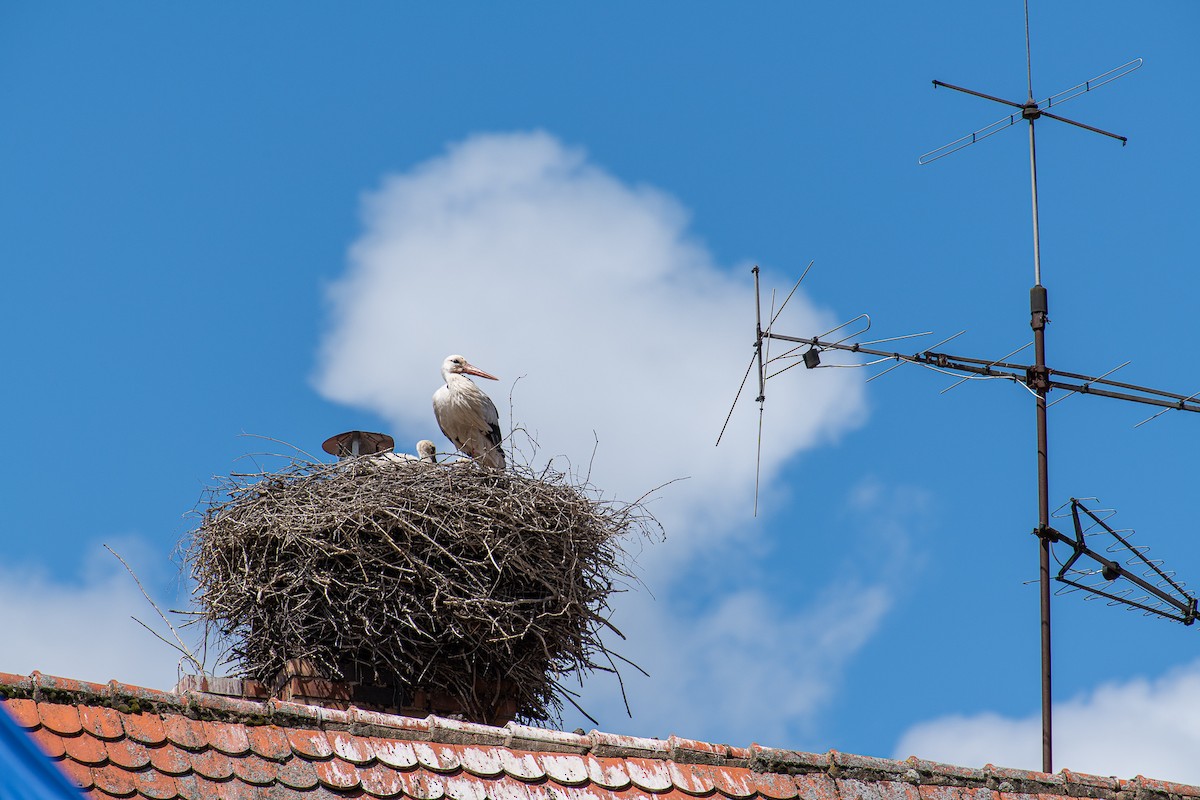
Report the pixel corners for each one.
[720,1,1198,775]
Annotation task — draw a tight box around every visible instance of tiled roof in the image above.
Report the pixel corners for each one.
[3,670,1199,800]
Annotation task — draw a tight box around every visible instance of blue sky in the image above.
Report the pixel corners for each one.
[3,0,1200,783]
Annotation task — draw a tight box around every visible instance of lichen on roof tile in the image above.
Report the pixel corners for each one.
[79,704,125,740]
[496,747,543,780]
[276,755,321,790]
[327,728,375,764]
[372,737,419,769]
[163,713,209,751]
[359,763,407,798]
[667,758,716,795]
[316,755,363,790]
[105,736,151,770]
[585,755,632,790]
[121,711,167,746]
[624,756,673,792]
[288,727,334,759]
[443,773,492,800]
[457,744,505,777]
[89,763,137,798]
[413,741,464,772]
[151,742,196,777]
[399,770,448,800]
[246,724,292,761]
[750,770,800,800]
[204,718,251,755]
[131,769,178,800]
[539,752,590,785]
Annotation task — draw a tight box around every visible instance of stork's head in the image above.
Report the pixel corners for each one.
[441,354,499,381]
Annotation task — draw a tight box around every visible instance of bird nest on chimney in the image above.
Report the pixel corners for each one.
[185,451,658,726]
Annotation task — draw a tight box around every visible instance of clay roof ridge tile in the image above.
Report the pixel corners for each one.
[906,757,1020,788]
[505,722,590,755]
[588,730,669,759]
[1058,769,1120,793]
[107,680,181,715]
[1126,776,1200,799]
[0,671,33,697]
[750,744,830,775]
[667,734,732,765]
[30,671,111,700]
[346,706,433,741]
[428,715,508,747]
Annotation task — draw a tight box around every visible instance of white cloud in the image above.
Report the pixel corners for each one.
[314,130,866,549]
[893,661,1200,784]
[314,130,883,744]
[0,541,190,691]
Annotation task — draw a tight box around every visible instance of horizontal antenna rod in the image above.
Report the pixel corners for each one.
[764,331,1200,414]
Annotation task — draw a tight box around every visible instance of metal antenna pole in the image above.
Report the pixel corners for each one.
[1022,0,1053,772]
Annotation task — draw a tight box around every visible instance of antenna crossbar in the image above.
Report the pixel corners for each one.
[762,331,1200,416]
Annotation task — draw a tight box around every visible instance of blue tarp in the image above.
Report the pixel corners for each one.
[0,703,79,799]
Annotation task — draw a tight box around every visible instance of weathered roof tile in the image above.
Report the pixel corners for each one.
[148,742,195,776]
[163,713,209,751]
[105,736,151,770]
[191,746,236,781]
[413,741,464,772]
[247,723,293,761]
[79,704,125,740]
[38,700,83,735]
[3,669,1197,800]
[359,763,407,798]
[122,711,168,746]
[62,731,108,766]
[372,737,419,769]
[2,697,40,728]
[89,763,137,798]
[276,755,321,790]
[27,727,66,760]
[229,752,278,786]
[586,755,633,790]
[625,756,673,792]
[132,769,178,800]
[288,727,334,759]
[315,755,362,789]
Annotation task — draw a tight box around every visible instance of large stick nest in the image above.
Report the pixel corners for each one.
[186,451,658,725]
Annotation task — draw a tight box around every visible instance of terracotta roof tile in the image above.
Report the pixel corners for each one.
[230,752,280,786]
[148,742,194,776]
[793,772,840,800]
[191,747,237,781]
[78,704,125,740]
[3,669,1199,800]
[703,764,757,798]
[496,747,542,779]
[398,770,447,800]
[122,711,168,745]
[53,756,94,790]
[626,756,674,792]
[457,744,505,777]
[288,727,334,759]
[372,737,419,769]
[359,763,407,798]
[586,755,633,790]
[27,727,66,759]
[132,770,178,800]
[277,754,321,790]
[90,763,137,798]
[38,700,83,735]
[750,770,800,800]
[315,755,362,789]
[2,697,40,728]
[414,741,464,772]
[163,713,209,750]
[248,723,294,761]
[62,731,108,765]
[328,728,375,764]
[203,719,252,755]
[105,736,151,770]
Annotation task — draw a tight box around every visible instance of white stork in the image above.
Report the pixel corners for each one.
[432,354,506,469]
[416,439,437,464]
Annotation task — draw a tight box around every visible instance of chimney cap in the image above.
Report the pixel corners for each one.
[322,430,395,459]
